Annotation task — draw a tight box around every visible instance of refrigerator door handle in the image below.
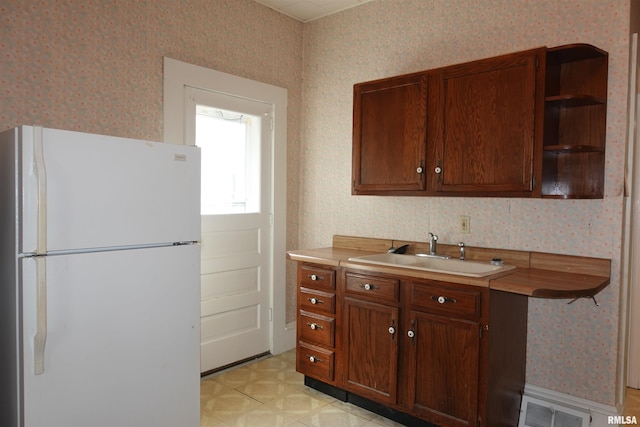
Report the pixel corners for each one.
[34,257,47,375]
[33,125,47,255]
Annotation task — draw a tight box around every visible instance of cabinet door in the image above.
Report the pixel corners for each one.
[352,73,428,194]
[430,48,544,195]
[404,311,480,427]
[342,297,399,405]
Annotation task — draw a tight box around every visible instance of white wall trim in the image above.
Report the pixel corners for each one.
[523,384,620,426]
[278,321,297,354]
[162,57,289,358]
[625,33,640,391]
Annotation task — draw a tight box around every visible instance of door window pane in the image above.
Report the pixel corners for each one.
[196,105,260,215]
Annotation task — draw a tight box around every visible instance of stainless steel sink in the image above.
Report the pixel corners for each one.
[347,253,516,278]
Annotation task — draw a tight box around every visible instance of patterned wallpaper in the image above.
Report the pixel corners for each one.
[0,0,632,409]
[299,0,630,406]
[0,0,304,355]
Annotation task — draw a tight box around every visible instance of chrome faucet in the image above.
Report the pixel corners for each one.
[428,232,438,255]
[458,242,465,261]
[415,232,450,259]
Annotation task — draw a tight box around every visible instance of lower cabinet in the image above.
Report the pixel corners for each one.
[399,282,483,426]
[342,296,399,405]
[296,263,338,385]
[296,263,528,427]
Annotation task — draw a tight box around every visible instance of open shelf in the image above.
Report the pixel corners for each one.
[541,44,608,199]
[543,145,605,154]
[545,94,606,108]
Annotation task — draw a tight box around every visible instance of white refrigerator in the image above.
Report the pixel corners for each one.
[0,126,201,427]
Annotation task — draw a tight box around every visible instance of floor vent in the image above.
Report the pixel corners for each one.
[519,394,591,427]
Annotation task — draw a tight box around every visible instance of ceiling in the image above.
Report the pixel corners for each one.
[254,0,375,22]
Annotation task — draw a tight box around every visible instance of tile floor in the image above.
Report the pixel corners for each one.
[201,350,640,426]
[200,350,402,427]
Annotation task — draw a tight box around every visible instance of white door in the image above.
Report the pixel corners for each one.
[186,88,273,373]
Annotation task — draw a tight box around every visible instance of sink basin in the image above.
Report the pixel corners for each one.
[347,253,516,278]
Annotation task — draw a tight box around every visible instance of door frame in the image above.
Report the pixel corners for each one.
[626,33,640,391]
[163,57,292,355]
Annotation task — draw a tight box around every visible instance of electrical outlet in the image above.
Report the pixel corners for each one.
[458,215,470,234]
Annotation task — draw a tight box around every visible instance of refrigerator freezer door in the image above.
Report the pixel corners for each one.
[19,126,200,254]
[20,244,200,427]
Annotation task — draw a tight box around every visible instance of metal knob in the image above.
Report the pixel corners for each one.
[309,355,316,363]
[310,274,318,281]
[407,330,415,338]
[388,326,396,334]
[435,166,442,174]
[438,296,446,304]
[309,298,318,304]
[416,166,424,174]
[307,323,322,330]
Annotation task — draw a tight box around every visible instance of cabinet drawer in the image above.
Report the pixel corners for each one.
[410,283,482,319]
[345,272,399,302]
[298,310,335,347]
[297,342,334,382]
[299,287,336,314]
[299,264,336,290]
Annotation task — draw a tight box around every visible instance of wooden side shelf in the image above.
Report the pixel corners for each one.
[541,43,608,199]
[543,144,605,154]
[546,43,608,63]
[545,94,606,108]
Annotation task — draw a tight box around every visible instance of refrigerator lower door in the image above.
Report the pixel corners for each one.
[20,244,200,427]
[19,126,200,254]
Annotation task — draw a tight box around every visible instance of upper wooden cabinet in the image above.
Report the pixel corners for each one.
[429,48,545,196]
[542,44,608,199]
[351,44,608,198]
[352,73,428,194]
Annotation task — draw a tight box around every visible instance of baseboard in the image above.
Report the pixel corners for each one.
[283,321,296,350]
[270,321,296,355]
[523,384,621,426]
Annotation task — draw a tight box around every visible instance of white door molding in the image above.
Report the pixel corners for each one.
[163,57,291,356]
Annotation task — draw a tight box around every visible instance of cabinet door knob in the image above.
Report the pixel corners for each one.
[432,295,457,304]
[307,322,323,330]
[308,274,323,281]
[407,320,416,344]
[360,283,377,291]
[435,166,442,174]
[416,166,424,174]
[308,297,323,305]
[388,326,396,335]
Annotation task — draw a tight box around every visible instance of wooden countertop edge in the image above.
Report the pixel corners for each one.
[287,248,611,298]
[489,268,610,298]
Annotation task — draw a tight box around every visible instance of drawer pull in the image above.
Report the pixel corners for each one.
[307,322,323,330]
[308,274,324,281]
[432,295,457,304]
[308,297,324,305]
[307,354,322,363]
[360,283,378,291]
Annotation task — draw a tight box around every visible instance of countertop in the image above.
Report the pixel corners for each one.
[287,238,611,298]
